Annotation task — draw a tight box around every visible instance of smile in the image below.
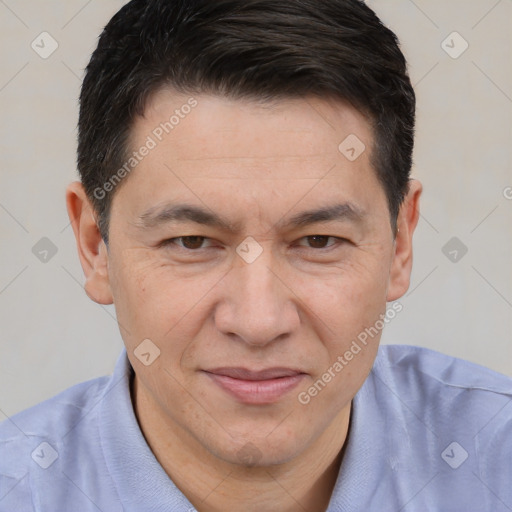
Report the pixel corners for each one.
[203,368,307,405]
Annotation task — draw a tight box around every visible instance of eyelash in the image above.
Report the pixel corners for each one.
[158,235,346,252]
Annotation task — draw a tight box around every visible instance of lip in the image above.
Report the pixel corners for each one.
[203,367,307,404]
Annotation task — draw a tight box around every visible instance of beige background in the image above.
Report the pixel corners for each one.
[0,0,511,417]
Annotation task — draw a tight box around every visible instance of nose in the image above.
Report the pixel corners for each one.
[214,250,300,347]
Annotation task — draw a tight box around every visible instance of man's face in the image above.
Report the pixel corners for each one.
[97,89,405,465]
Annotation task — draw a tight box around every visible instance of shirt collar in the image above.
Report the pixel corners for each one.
[98,348,196,511]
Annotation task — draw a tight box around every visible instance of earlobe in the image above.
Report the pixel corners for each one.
[386,179,422,302]
[65,181,114,305]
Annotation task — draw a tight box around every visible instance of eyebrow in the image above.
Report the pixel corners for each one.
[280,202,365,230]
[136,202,366,232]
[137,204,241,232]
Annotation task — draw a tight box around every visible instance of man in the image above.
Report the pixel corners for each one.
[1,0,511,510]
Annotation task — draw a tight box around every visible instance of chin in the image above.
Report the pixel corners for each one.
[205,429,305,468]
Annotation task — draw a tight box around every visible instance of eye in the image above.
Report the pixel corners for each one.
[159,236,212,250]
[296,235,343,249]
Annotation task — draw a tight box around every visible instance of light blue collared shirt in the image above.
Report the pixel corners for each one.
[1,344,511,511]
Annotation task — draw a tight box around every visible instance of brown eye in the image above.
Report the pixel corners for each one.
[305,235,333,249]
[179,236,206,249]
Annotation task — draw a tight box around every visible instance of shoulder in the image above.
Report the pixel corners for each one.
[375,343,512,396]
[373,344,512,496]
[372,344,512,418]
[0,374,111,443]
[359,344,512,508]
[0,375,111,510]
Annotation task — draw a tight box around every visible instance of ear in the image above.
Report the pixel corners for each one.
[65,181,113,305]
[386,179,423,302]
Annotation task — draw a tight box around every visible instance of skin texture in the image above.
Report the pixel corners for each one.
[66,90,422,512]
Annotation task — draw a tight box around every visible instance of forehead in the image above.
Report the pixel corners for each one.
[113,88,385,227]
[135,88,374,173]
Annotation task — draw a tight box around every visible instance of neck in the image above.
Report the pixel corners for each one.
[132,376,351,512]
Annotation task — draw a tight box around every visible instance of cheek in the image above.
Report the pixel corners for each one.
[298,254,390,370]
[301,253,390,326]
[295,271,385,421]
[109,256,219,363]
[108,257,174,347]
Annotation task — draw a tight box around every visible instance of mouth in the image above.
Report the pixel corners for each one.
[202,367,307,405]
